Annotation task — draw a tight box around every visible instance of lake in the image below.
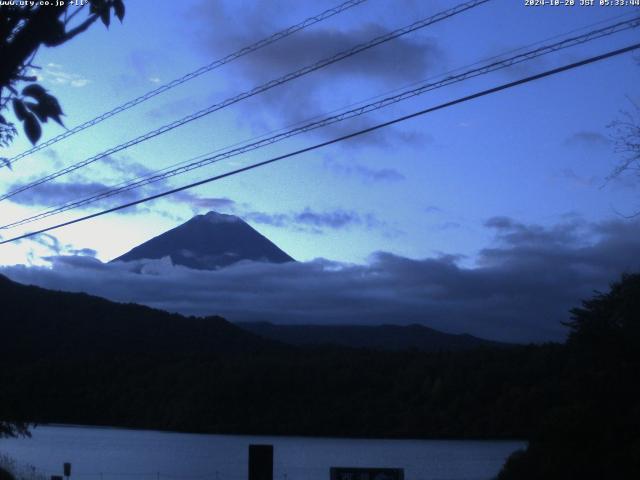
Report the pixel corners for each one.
[0,425,525,480]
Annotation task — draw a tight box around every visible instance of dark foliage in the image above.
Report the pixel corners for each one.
[0,274,558,439]
[498,273,640,480]
[238,322,506,352]
[0,0,124,150]
[0,467,15,480]
[1,273,639,479]
[0,421,29,439]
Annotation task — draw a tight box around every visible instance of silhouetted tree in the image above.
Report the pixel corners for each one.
[608,101,640,190]
[0,0,125,439]
[565,272,640,357]
[0,421,29,439]
[0,0,125,152]
[498,273,640,480]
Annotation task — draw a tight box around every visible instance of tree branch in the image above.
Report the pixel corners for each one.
[48,14,99,46]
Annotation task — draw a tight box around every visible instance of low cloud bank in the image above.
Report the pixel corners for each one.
[2,217,639,343]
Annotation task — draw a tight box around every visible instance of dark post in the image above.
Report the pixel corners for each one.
[248,444,273,480]
[63,463,71,479]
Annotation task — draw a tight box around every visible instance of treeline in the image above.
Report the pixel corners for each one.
[1,344,565,439]
[497,273,640,479]
[1,274,639,477]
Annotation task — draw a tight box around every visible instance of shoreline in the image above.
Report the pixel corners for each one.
[22,422,528,443]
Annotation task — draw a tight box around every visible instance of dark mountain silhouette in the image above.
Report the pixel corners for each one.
[0,274,277,360]
[111,211,294,270]
[238,322,506,351]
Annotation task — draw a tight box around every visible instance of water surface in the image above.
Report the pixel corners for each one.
[0,425,524,480]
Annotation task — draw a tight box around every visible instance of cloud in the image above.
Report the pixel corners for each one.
[436,221,461,231]
[6,234,98,267]
[231,23,442,85]
[4,153,235,218]
[191,1,443,85]
[5,181,130,207]
[243,207,387,234]
[3,217,639,343]
[100,155,155,179]
[30,63,91,88]
[324,158,405,183]
[556,167,599,188]
[565,131,610,148]
[294,209,363,228]
[424,205,443,214]
[171,192,237,212]
[189,1,444,148]
[4,154,157,209]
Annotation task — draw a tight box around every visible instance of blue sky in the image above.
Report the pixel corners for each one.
[0,0,637,265]
[0,0,639,341]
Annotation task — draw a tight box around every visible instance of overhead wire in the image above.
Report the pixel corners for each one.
[3,14,638,230]
[0,0,369,169]
[0,0,491,202]
[5,7,635,216]
[2,41,638,245]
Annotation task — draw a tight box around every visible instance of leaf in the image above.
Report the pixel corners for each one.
[100,7,110,27]
[25,102,48,123]
[22,84,47,100]
[90,0,106,15]
[41,94,65,126]
[12,99,28,121]
[23,112,42,145]
[50,112,65,127]
[42,19,66,46]
[42,94,63,115]
[114,0,125,21]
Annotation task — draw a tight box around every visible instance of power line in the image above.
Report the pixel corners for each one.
[0,0,369,169]
[3,15,638,230]
[0,0,490,202]
[2,42,638,246]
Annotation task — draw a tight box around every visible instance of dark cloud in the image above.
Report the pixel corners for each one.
[101,155,155,179]
[244,207,386,233]
[9,235,99,266]
[424,205,443,214]
[484,216,585,250]
[232,24,442,85]
[556,167,599,188]
[5,181,135,207]
[67,248,98,257]
[294,209,361,229]
[3,217,639,343]
[171,192,237,212]
[189,0,444,149]
[436,221,461,231]
[565,131,610,148]
[5,154,155,209]
[29,233,63,255]
[191,1,442,84]
[41,148,64,169]
[5,153,236,220]
[306,115,433,152]
[324,158,405,183]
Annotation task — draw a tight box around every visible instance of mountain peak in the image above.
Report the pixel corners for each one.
[196,211,243,225]
[112,211,294,270]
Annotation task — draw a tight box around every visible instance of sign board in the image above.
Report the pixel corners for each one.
[248,444,273,480]
[330,467,404,480]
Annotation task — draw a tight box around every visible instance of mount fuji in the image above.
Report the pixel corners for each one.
[112,211,294,270]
